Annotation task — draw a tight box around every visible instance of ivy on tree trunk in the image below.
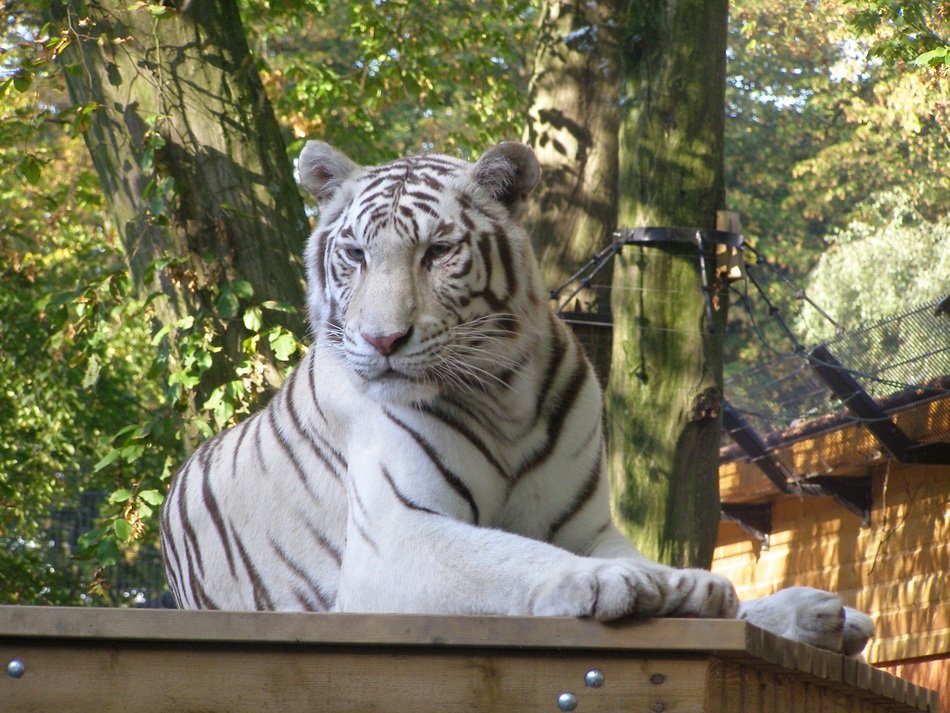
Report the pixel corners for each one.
[48,1,310,446]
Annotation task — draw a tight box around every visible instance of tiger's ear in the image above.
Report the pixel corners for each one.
[472,142,541,216]
[298,141,361,202]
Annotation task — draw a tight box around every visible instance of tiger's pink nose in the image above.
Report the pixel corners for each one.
[362,329,412,356]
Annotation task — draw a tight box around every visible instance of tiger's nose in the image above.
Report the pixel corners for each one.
[362,328,412,356]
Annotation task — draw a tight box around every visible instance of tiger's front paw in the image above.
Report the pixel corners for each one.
[658,568,739,618]
[531,561,665,621]
[738,586,875,656]
[842,606,875,657]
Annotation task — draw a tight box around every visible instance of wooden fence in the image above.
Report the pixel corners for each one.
[0,606,938,712]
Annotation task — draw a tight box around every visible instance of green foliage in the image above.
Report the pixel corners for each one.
[846,0,949,64]
[796,190,950,344]
[241,0,535,163]
[4,0,531,604]
[724,0,949,371]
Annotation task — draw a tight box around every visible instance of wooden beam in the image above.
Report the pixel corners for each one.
[722,401,791,492]
[0,608,938,713]
[720,503,772,546]
[809,345,914,459]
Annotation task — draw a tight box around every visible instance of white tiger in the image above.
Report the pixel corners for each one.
[160,141,874,655]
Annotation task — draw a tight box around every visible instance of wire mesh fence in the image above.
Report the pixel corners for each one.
[16,491,171,607]
[724,295,950,443]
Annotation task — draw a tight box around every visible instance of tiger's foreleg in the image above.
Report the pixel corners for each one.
[334,506,671,620]
[335,466,735,621]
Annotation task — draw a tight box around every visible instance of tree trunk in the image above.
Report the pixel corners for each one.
[523,0,624,297]
[606,0,729,568]
[49,1,309,446]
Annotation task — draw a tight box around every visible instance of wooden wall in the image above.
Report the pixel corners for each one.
[712,462,950,710]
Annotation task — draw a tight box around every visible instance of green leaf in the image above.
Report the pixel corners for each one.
[19,155,42,185]
[217,288,240,319]
[77,526,109,551]
[139,489,165,506]
[113,518,132,541]
[120,443,145,463]
[202,385,224,410]
[213,398,235,428]
[13,70,33,93]
[108,488,133,504]
[230,279,254,300]
[269,329,297,361]
[913,46,948,68]
[146,4,175,18]
[242,306,263,332]
[261,300,296,313]
[152,323,174,352]
[97,538,120,566]
[93,449,121,472]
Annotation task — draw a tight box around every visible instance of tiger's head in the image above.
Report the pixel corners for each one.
[298,142,544,404]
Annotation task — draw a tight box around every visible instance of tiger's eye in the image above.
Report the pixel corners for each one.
[424,242,453,263]
[343,246,365,263]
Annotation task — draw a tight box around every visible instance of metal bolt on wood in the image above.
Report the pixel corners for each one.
[584,669,605,688]
[557,692,578,711]
[6,659,25,678]
[650,673,666,685]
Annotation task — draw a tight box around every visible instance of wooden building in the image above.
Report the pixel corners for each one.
[713,386,950,710]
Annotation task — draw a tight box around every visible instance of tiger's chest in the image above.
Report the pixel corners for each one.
[342,397,569,539]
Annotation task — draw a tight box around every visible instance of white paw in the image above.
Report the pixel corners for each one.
[531,561,664,621]
[738,586,874,656]
[842,606,875,657]
[658,568,739,618]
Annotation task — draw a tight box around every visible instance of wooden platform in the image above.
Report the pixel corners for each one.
[0,606,939,712]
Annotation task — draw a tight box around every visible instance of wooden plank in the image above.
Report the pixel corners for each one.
[0,607,937,713]
[0,641,710,713]
[0,606,753,652]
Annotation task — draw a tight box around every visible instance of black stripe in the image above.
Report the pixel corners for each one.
[284,363,345,481]
[493,223,517,296]
[381,466,440,515]
[405,189,440,203]
[516,353,591,479]
[266,402,322,503]
[314,230,331,286]
[229,408,262,479]
[350,483,381,556]
[270,537,331,610]
[175,460,205,584]
[159,529,184,606]
[474,232,507,311]
[302,517,344,566]
[537,313,566,409]
[418,402,509,480]
[384,409,480,524]
[189,574,219,610]
[199,436,237,579]
[230,525,275,611]
[546,447,603,541]
[306,356,345,477]
[159,472,184,600]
